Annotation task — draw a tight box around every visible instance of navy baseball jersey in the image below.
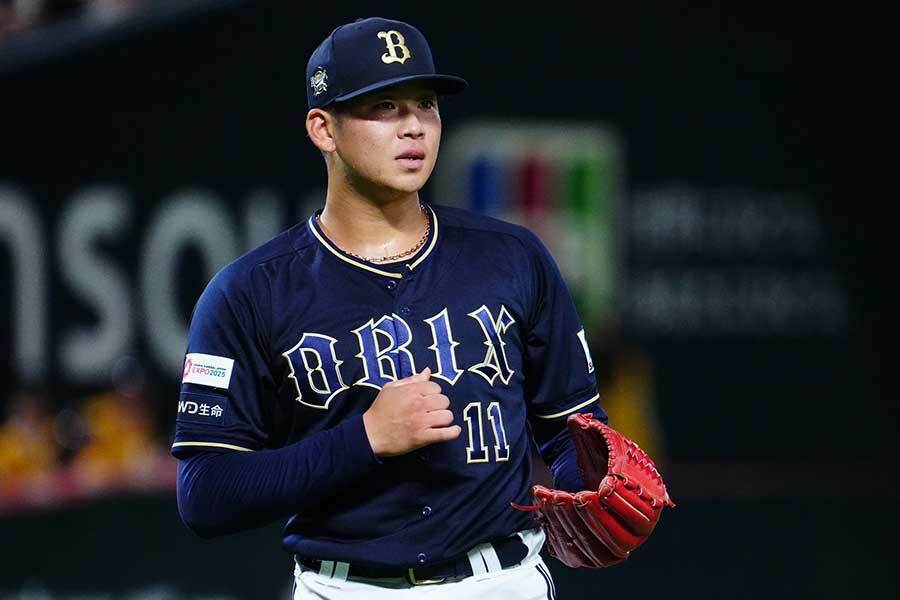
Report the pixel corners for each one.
[172,203,605,566]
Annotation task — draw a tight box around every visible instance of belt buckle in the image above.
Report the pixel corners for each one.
[407,567,445,586]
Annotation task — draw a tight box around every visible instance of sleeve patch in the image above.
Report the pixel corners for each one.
[177,392,229,426]
[576,328,594,373]
[182,353,234,389]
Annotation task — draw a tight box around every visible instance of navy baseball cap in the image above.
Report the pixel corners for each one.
[306,17,468,109]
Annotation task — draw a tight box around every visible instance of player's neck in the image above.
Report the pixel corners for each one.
[318,190,427,261]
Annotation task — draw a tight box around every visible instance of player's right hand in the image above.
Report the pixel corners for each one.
[362,367,461,457]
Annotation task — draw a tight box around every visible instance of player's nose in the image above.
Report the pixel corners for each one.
[398,109,425,139]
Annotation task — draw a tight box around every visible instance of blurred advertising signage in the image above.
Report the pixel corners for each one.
[436,122,622,334]
[624,186,847,338]
[0,185,306,387]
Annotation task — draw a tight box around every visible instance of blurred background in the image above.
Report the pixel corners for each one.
[0,0,895,598]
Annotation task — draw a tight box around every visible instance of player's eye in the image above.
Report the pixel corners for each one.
[375,101,396,110]
[420,98,437,110]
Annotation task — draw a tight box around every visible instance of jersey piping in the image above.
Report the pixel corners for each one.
[172,441,255,452]
[306,204,439,279]
[533,393,600,419]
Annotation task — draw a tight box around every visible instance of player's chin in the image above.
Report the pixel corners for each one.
[387,167,433,192]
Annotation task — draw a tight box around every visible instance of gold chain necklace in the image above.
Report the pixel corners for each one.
[317,203,430,264]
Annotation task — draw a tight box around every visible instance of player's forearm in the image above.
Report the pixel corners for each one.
[532,406,608,492]
[540,427,583,492]
[176,414,379,538]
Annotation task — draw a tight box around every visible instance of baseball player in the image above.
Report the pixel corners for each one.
[173,16,671,599]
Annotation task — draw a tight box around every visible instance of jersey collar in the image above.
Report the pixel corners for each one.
[307,203,439,279]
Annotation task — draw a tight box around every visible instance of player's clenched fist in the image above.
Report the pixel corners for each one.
[362,367,461,457]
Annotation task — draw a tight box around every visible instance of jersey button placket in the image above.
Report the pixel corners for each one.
[386,280,397,291]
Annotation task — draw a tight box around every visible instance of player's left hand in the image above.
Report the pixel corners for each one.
[513,414,675,568]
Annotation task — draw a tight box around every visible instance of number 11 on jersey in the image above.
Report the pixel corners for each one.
[463,401,510,463]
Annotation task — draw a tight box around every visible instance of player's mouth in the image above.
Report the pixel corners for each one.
[396,149,426,168]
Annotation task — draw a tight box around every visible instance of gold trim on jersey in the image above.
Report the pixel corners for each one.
[171,441,254,452]
[408,205,438,270]
[533,393,600,419]
[306,205,438,278]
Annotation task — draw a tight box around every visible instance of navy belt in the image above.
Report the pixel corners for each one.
[296,534,528,585]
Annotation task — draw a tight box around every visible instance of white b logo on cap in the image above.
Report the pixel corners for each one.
[378,30,411,64]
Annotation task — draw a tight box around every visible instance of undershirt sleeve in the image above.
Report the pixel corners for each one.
[176,414,381,537]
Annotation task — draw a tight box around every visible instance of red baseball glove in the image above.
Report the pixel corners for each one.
[514,413,675,568]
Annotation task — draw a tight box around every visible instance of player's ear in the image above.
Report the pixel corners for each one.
[306,108,337,153]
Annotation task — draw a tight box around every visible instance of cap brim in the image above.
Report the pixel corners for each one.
[331,74,468,104]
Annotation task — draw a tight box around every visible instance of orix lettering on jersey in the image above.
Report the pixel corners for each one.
[282,303,519,410]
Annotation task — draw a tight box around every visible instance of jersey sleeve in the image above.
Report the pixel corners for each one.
[520,229,604,420]
[520,230,608,490]
[172,264,274,458]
